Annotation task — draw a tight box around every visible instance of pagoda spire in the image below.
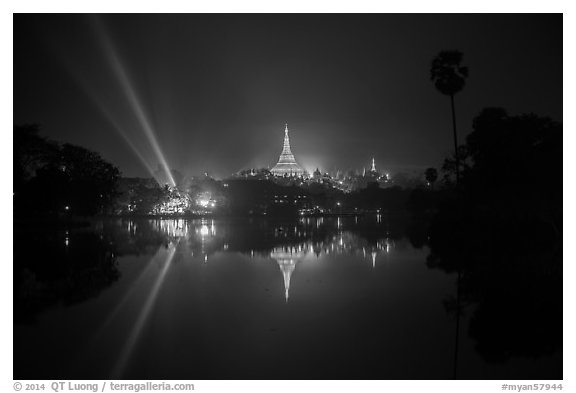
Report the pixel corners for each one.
[282,124,293,156]
[371,157,376,172]
[271,123,305,177]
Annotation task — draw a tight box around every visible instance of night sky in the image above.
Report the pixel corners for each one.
[14,14,562,179]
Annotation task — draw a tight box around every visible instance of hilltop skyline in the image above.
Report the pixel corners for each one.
[14,14,562,179]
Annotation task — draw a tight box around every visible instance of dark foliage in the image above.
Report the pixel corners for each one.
[430,50,469,96]
[427,109,562,364]
[425,167,438,189]
[13,124,59,193]
[14,227,120,322]
[14,125,121,217]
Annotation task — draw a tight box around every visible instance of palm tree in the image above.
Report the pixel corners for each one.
[430,50,468,184]
[425,167,438,190]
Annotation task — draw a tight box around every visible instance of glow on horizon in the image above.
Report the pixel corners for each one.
[92,18,176,187]
[294,156,324,177]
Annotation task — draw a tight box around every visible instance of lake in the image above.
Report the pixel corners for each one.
[13,216,562,379]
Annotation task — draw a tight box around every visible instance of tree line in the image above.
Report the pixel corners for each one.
[14,124,121,218]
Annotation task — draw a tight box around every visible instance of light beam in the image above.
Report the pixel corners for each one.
[50,40,160,181]
[92,17,176,187]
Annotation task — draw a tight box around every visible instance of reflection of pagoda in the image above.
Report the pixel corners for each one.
[270,246,306,302]
[271,124,306,177]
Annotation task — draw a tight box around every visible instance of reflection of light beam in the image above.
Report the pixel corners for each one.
[112,242,178,378]
[92,244,166,342]
[92,17,175,187]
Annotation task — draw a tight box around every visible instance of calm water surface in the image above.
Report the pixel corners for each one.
[14,217,561,379]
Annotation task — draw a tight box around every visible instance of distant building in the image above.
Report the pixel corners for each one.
[349,158,390,190]
[312,168,322,182]
[370,158,377,174]
[270,124,306,177]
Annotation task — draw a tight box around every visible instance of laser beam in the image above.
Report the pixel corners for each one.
[49,38,159,181]
[91,17,176,187]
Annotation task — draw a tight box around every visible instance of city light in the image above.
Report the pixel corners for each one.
[200,225,209,237]
[155,191,191,214]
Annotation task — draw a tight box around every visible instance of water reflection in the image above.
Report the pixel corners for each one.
[144,217,397,302]
[270,247,300,302]
[14,225,121,323]
[113,241,178,378]
[13,215,561,379]
[14,216,397,319]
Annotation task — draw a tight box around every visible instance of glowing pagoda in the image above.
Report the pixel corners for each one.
[271,124,306,177]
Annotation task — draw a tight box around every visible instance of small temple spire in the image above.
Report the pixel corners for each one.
[371,157,376,172]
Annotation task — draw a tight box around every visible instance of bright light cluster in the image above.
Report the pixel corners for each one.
[195,192,217,211]
[154,192,191,214]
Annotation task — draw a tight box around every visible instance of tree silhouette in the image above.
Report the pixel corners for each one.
[426,108,562,369]
[424,167,438,190]
[14,124,121,216]
[13,124,58,194]
[430,50,469,184]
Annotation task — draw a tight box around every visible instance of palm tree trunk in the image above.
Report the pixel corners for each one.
[450,94,460,184]
[453,269,461,379]
[451,94,461,373]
